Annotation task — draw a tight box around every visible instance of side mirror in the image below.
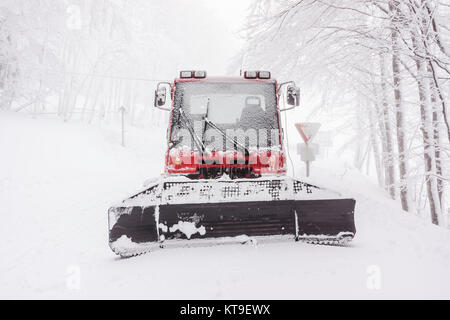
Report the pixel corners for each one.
[155,87,166,106]
[154,82,172,111]
[278,81,300,112]
[287,85,301,107]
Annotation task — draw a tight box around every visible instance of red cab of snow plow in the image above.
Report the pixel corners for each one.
[155,70,300,179]
[107,70,355,258]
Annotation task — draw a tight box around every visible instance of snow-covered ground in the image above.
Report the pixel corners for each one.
[1,111,449,299]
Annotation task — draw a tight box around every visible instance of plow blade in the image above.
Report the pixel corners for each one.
[108,177,356,257]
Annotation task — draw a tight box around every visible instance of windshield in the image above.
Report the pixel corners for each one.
[170,82,280,151]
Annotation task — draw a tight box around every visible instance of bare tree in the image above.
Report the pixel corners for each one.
[389,0,411,212]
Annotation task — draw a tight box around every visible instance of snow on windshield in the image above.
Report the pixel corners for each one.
[189,94,267,124]
[170,82,280,151]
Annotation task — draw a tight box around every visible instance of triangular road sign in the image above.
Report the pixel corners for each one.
[295,123,321,144]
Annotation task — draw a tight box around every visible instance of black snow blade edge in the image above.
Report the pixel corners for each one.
[108,198,356,254]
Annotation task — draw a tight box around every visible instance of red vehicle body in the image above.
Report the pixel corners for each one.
[162,76,289,179]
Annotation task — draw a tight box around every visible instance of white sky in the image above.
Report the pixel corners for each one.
[185,0,253,75]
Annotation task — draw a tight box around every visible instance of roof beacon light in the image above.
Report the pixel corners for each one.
[180,71,193,79]
[244,71,258,79]
[194,71,207,78]
[258,71,271,79]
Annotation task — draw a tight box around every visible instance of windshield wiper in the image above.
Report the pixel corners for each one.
[202,98,250,156]
[178,108,206,153]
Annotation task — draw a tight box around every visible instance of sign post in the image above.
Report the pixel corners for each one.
[119,106,126,147]
[295,123,321,177]
[306,161,310,178]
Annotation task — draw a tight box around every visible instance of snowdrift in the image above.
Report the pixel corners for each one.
[0,111,449,299]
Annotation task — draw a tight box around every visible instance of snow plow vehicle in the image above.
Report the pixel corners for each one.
[108,70,356,257]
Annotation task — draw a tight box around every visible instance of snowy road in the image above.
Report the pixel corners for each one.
[1,112,449,299]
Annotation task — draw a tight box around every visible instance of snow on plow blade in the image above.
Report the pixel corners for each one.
[108,177,356,257]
